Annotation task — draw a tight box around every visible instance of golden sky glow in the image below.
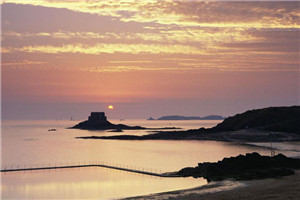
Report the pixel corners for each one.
[1,1,299,119]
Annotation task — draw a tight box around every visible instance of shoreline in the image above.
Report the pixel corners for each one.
[123,170,300,200]
[77,129,300,143]
[121,180,245,200]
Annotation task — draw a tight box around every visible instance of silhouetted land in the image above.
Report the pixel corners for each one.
[176,152,300,181]
[210,106,300,133]
[71,112,180,130]
[71,112,146,130]
[77,106,300,142]
[149,115,224,120]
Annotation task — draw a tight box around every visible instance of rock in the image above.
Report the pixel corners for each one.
[177,152,300,181]
[71,112,146,130]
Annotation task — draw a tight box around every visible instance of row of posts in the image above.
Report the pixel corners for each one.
[1,161,163,174]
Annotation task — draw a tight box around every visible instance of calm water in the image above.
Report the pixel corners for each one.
[1,119,299,199]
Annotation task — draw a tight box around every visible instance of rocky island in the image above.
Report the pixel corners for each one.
[71,112,180,131]
[71,112,146,130]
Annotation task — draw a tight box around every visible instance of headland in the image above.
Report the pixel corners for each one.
[77,106,300,142]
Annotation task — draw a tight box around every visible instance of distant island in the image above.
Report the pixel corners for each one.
[71,112,180,130]
[77,106,300,142]
[71,112,146,130]
[148,115,224,120]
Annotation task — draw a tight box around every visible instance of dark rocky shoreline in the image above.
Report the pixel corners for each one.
[176,152,300,181]
[76,128,300,142]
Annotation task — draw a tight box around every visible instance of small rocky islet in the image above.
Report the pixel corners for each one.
[71,112,146,130]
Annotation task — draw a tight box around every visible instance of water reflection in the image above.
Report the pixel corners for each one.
[2,120,274,171]
[1,167,205,199]
[2,120,298,199]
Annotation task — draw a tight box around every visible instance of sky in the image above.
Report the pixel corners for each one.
[1,0,299,120]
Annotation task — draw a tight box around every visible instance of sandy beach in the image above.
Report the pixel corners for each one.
[124,170,300,200]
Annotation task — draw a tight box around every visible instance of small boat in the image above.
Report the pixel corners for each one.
[48,129,56,131]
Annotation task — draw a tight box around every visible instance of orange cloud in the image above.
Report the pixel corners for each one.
[3,31,109,40]
[4,43,207,55]
[3,1,299,29]
[1,60,47,66]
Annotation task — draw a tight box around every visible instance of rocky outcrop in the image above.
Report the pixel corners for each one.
[177,152,300,181]
[71,112,146,130]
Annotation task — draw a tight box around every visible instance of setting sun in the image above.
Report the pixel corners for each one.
[108,105,114,110]
[1,1,299,200]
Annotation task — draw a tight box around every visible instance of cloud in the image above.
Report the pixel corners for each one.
[3,43,207,55]
[2,28,258,44]
[108,60,153,64]
[2,1,299,73]
[3,31,109,40]
[1,60,47,66]
[3,1,299,28]
[81,65,198,73]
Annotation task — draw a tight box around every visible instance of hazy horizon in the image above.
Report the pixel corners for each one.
[2,102,300,121]
[1,1,299,120]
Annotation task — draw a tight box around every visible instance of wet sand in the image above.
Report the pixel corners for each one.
[124,170,300,200]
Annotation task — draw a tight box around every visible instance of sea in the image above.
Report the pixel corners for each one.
[1,119,300,199]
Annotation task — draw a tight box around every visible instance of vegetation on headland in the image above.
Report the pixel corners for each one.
[176,152,300,181]
[77,106,300,142]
